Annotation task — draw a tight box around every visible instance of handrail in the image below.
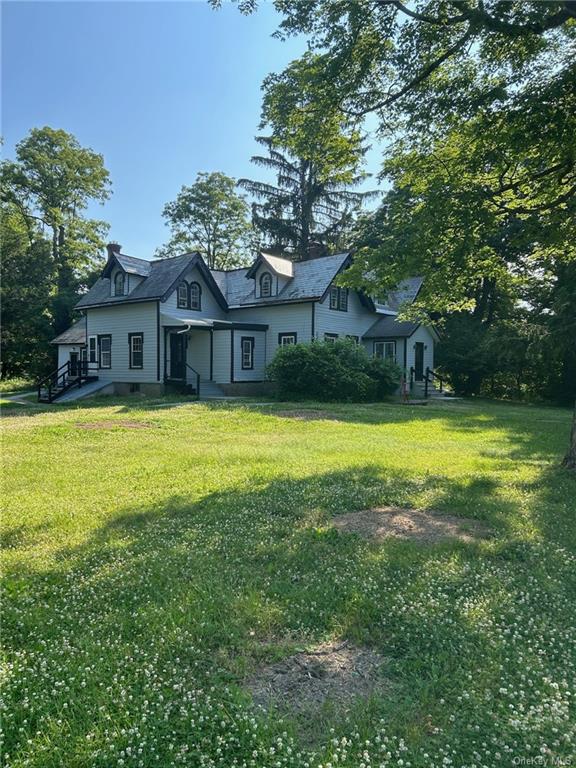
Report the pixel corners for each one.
[37,359,99,402]
[424,367,445,398]
[37,361,70,402]
[185,363,200,399]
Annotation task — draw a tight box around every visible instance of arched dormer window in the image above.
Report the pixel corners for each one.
[114,271,125,296]
[189,282,202,311]
[177,281,188,309]
[260,271,272,298]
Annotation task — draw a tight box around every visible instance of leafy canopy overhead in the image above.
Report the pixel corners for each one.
[157,171,252,269]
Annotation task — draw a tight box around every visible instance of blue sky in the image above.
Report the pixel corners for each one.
[2,1,382,258]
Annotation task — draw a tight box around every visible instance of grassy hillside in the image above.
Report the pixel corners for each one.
[2,398,575,767]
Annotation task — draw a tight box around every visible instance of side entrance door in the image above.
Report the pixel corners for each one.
[414,342,424,381]
[170,334,186,380]
[69,351,79,378]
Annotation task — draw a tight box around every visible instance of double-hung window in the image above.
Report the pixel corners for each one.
[189,282,201,310]
[241,337,254,370]
[329,286,348,311]
[99,335,112,369]
[88,335,97,363]
[260,272,272,298]
[114,272,125,296]
[129,333,144,369]
[374,341,396,362]
[177,282,188,309]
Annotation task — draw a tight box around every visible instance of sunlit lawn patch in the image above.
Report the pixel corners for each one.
[1,398,575,767]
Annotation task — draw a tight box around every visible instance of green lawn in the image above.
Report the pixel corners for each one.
[2,397,575,767]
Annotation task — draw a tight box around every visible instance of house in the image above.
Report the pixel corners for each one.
[46,243,439,400]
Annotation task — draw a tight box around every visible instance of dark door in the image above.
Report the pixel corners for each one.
[170,334,186,380]
[414,342,424,381]
[69,351,79,378]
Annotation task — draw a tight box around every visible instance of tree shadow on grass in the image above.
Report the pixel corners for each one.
[4,463,556,763]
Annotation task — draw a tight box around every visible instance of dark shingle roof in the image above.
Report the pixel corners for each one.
[215,253,350,307]
[379,277,423,312]
[76,253,203,309]
[363,316,420,339]
[115,253,151,276]
[51,320,86,345]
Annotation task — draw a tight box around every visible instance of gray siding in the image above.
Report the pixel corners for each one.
[405,325,435,373]
[233,330,267,381]
[57,344,83,369]
[186,330,211,380]
[212,330,232,384]
[162,265,226,320]
[314,289,375,340]
[229,303,313,363]
[250,263,290,299]
[86,302,158,382]
[109,266,144,297]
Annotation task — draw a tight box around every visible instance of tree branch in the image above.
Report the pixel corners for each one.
[378,0,466,26]
[345,27,474,117]
[451,0,576,36]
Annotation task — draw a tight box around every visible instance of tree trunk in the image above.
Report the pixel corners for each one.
[562,403,576,469]
[53,224,74,334]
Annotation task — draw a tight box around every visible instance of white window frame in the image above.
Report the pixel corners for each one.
[99,335,112,369]
[278,333,297,346]
[189,282,201,311]
[129,333,144,369]
[260,272,272,298]
[114,271,125,297]
[324,333,338,343]
[374,340,396,362]
[88,335,97,363]
[177,282,188,309]
[241,337,254,370]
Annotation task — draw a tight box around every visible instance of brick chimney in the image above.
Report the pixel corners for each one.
[106,242,122,258]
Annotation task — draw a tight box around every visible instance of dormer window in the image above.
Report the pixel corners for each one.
[329,285,348,312]
[189,282,201,311]
[177,281,188,309]
[260,272,272,298]
[114,272,125,296]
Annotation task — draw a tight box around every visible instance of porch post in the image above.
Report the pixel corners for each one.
[163,329,168,382]
[209,329,214,381]
[230,328,235,383]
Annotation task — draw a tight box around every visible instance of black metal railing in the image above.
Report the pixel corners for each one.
[424,367,445,398]
[185,363,200,399]
[409,366,415,390]
[37,360,98,402]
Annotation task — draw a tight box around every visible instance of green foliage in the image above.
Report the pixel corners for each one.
[267,339,400,401]
[158,171,252,268]
[1,126,110,336]
[239,136,373,258]
[0,204,55,378]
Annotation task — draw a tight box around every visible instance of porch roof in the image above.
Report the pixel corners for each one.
[160,313,268,331]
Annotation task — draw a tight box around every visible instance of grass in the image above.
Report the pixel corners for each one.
[2,396,575,767]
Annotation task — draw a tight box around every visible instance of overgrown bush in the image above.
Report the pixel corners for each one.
[267,339,401,401]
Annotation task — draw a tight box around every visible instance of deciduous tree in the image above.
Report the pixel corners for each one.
[157,172,252,269]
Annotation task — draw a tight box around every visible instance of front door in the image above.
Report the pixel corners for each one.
[170,334,186,380]
[414,342,424,381]
[69,351,79,378]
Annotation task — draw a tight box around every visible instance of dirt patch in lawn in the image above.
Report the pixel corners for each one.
[76,420,151,430]
[333,506,492,544]
[275,409,340,422]
[246,640,388,716]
